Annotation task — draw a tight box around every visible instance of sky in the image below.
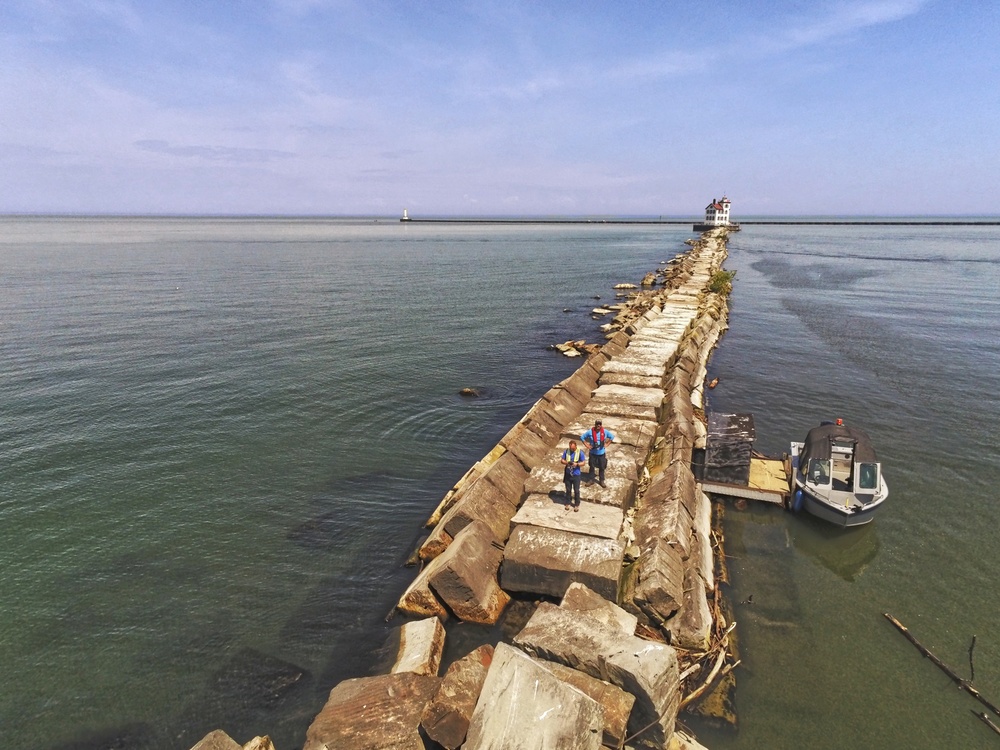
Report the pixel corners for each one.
[0,0,997,216]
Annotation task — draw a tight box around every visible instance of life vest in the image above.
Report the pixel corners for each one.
[591,428,606,449]
[563,449,584,464]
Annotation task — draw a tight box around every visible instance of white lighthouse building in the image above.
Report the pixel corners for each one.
[694,196,737,232]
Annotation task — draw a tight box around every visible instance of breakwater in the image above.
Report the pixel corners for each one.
[191,228,736,750]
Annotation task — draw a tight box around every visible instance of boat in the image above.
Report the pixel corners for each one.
[789,419,888,527]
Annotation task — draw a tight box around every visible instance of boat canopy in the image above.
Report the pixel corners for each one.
[799,423,878,465]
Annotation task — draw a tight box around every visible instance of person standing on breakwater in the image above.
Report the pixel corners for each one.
[581,419,615,488]
[561,440,587,511]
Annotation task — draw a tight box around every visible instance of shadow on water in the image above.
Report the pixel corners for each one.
[788,513,881,582]
[750,257,880,290]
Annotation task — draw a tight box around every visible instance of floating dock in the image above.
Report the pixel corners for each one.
[697,412,791,506]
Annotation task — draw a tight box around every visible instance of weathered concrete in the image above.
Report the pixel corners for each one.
[303,672,442,750]
[502,525,624,601]
[464,643,604,750]
[189,731,241,750]
[391,616,446,676]
[638,462,697,559]
[667,566,713,651]
[420,644,494,750]
[481,450,530,504]
[514,602,681,748]
[427,521,510,624]
[628,535,687,625]
[396,565,449,620]
[588,384,664,422]
[511,494,624,541]
[688,489,715,591]
[561,581,638,636]
[530,656,635,750]
[434,477,518,552]
[499,421,551,472]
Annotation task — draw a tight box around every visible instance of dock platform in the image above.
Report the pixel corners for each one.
[702,455,790,505]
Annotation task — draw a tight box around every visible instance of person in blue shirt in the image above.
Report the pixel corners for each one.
[581,419,615,487]
[561,440,587,511]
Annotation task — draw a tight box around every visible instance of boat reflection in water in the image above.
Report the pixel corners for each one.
[789,513,880,582]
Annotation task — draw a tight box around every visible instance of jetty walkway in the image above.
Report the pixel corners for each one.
[191,229,737,750]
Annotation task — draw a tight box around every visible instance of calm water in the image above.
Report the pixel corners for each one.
[1,218,997,749]
[699,225,1000,749]
[0,217,682,749]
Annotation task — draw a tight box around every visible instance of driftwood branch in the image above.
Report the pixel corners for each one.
[969,634,977,683]
[972,710,1000,736]
[883,613,1000,718]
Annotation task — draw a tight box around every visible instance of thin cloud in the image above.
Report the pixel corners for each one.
[763,0,927,52]
[134,139,295,163]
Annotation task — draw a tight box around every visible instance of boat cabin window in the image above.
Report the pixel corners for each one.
[807,459,831,485]
[857,462,879,491]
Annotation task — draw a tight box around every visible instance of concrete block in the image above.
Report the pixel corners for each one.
[499,421,552,471]
[502,525,625,601]
[561,581,637,636]
[511,495,624,541]
[482,451,529,504]
[428,521,510,625]
[464,643,603,750]
[391,616,446,676]
[513,603,680,748]
[438,477,518,547]
[530,657,635,750]
[667,566,712,651]
[304,672,442,750]
[189,731,241,750]
[396,564,449,619]
[421,644,494,749]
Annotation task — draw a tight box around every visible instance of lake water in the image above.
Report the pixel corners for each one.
[1,217,997,749]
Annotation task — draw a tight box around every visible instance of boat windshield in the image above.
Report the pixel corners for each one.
[857,462,879,491]
[807,458,831,485]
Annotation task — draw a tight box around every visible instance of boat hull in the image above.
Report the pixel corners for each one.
[796,485,882,527]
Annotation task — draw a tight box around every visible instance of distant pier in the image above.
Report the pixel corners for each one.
[398,216,1000,226]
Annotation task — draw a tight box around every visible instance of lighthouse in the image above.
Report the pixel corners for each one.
[400,208,411,222]
[693,196,736,232]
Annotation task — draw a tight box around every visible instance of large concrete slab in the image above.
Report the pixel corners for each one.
[561,581,638,636]
[502,525,625,601]
[189,731,241,750]
[391,616,446,676]
[511,494,624,541]
[587,387,662,422]
[529,657,635,750]
[421,644,494,750]
[304,672,442,750]
[463,643,603,750]
[436,477,518,551]
[513,603,680,748]
[428,521,510,625]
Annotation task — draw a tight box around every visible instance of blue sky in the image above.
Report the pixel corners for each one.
[1,0,996,216]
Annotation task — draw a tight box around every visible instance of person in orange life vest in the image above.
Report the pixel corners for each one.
[581,419,615,487]
[561,440,586,511]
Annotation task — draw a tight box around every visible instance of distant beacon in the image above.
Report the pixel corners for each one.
[693,196,737,232]
[401,208,411,222]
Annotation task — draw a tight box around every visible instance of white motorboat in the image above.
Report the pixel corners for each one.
[790,419,888,527]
